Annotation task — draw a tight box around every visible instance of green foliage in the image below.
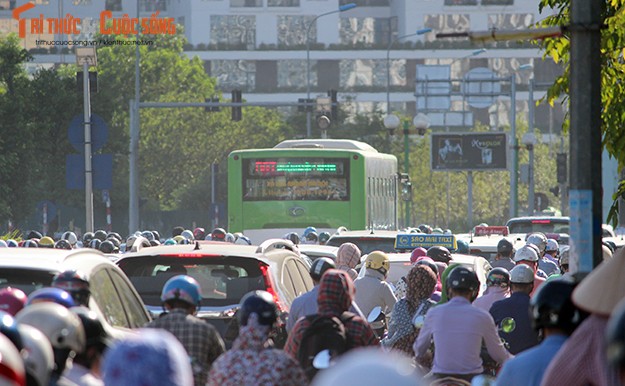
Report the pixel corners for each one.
[539,0,625,225]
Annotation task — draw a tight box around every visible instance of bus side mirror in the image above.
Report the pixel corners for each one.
[401,181,412,202]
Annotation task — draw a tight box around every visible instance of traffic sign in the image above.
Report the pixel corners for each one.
[65,154,113,190]
[68,114,109,153]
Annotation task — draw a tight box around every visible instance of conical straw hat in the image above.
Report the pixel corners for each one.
[572,246,625,316]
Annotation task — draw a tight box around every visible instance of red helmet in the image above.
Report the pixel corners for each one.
[410,247,428,264]
[0,287,27,316]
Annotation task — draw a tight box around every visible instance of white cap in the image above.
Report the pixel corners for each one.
[510,264,535,284]
[514,245,539,262]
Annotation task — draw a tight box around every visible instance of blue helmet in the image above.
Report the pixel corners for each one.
[0,311,23,351]
[161,275,201,307]
[26,287,76,308]
[238,290,277,327]
[303,227,317,238]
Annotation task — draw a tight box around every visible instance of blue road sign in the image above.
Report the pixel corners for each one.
[66,154,113,190]
[68,114,109,153]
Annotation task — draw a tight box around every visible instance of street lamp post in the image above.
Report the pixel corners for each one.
[76,47,97,233]
[386,28,431,114]
[306,3,356,138]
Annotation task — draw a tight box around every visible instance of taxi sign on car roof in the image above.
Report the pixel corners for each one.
[394,234,457,250]
[474,226,509,236]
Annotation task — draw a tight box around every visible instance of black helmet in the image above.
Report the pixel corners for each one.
[26,230,43,240]
[417,224,432,234]
[99,240,117,254]
[89,239,101,250]
[106,236,120,248]
[305,231,319,243]
[309,257,336,281]
[487,267,511,288]
[54,239,72,250]
[284,232,300,245]
[211,228,227,242]
[141,231,155,242]
[52,270,91,307]
[530,279,580,333]
[71,306,110,350]
[427,246,451,263]
[497,238,514,255]
[107,232,122,242]
[607,299,625,369]
[82,232,94,244]
[415,259,439,275]
[93,230,108,242]
[447,266,480,292]
[152,230,161,242]
[238,290,277,327]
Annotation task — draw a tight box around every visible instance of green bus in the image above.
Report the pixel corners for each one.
[227,139,399,243]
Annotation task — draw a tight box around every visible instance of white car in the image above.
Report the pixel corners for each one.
[0,248,151,340]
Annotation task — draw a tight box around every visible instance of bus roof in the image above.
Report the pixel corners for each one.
[273,139,378,152]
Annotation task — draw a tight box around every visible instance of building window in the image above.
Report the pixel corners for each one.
[210,15,256,48]
[140,0,167,12]
[72,0,92,5]
[268,0,299,6]
[105,0,122,11]
[488,13,533,29]
[340,17,390,46]
[230,0,262,7]
[340,0,389,5]
[277,16,310,47]
[277,60,307,89]
[444,0,478,5]
[424,14,470,42]
[212,60,256,91]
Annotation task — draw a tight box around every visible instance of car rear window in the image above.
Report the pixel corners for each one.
[326,236,396,254]
[0,269,55,294]
[507,220,569,235]
[117,256,265,307]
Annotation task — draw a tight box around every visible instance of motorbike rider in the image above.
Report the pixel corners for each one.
[145,275,225,386]
[208,291,307,386]
[353,251,397,317]
[495,279,581,386]
[526,233,559,276]
[413,266,512,382]
[489,264,540,355]
[473,267,511,312]
[491,238,516,271]
[513,244,545,296]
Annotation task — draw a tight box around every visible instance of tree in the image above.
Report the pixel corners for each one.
[538,0,625,224]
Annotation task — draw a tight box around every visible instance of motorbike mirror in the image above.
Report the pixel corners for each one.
[412,314,425,329]
[367,306,382,323]
[312,349,331,370]
[500,317,516,334]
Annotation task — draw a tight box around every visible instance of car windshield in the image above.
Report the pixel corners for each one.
[117,256,265,307]
[326,236,396,254]
[507,219,569,234]
[0,268,55,294]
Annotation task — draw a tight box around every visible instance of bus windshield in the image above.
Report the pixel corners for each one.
[242,157,350,201]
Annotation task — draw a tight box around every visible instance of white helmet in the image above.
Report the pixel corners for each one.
[62,231,78,246]
[510,264,535,284]
[180,230,194,241]
[546,239,559,253]
[0,333,25,386]
[17,324,54,386]
[526,233,547,254]
[225,233,236,243]
[15,302,85,353]
[514,245,539,262]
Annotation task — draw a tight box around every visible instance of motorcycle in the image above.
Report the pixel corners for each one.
[481,317,516,376]
[366,306,387,341]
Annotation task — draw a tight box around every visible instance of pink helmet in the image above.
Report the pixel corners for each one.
[410,247,428,264]
[0,287,27,316]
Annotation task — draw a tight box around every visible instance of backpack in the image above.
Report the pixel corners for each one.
[297,312,356,380]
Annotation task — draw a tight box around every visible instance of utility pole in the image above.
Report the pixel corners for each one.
[569,0,603,273]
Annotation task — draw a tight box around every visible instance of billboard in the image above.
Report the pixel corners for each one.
[431,132,508,171]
